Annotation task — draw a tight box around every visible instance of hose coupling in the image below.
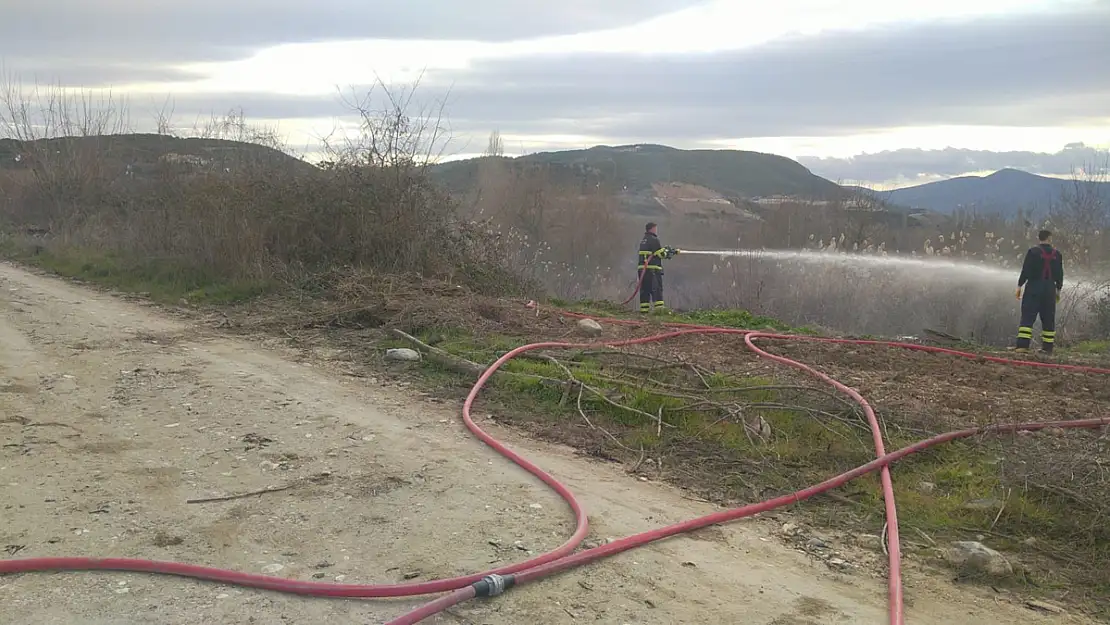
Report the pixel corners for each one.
[473,573,515,597]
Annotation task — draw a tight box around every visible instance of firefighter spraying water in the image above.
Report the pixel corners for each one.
[636,222,680,314]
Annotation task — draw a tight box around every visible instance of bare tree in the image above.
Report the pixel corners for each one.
[485,129,504,157]
[1050,154,1110,267]
[0,73,134,223]
[325,73,452,172]
[150,95,177,136]
[0,73,130,141]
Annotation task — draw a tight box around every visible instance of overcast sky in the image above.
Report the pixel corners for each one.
[2,0,1108,187]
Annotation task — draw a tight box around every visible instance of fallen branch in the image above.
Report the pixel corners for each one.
[539,353,676,428]
[689,364,713,389]
[923,328,966,344]
[575,370,858,411]
[990,488,1011,530]
[187,472,336,504]
[390,329,486,377]
[1028,482,1104,513]
[390,331,567,388]
[575,384,641,456]
[391,331,673,427]
[575,349,677,364]
[186,484,295,504]
[533,354,579,408]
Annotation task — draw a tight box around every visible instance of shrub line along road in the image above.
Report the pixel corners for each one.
[0,262,1083,624]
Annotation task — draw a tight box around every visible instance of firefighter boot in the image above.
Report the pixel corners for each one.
[1041,329,1055,355]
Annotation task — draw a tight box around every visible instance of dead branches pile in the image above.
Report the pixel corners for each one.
[390,330,868,468]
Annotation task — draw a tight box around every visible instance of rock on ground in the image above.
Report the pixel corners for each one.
[385,347,421,362]
[576,318,603,337]
[946,541,1014,579]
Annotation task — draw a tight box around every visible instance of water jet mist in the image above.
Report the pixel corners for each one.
[679,248,1093,293]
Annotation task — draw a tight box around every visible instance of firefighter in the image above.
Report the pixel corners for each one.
[1014,229,1064,354]
[637,222,678,314]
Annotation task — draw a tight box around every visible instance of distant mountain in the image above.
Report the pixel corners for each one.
[878,168,1110,215]
[430,144,842,220]
[0,134,312,175]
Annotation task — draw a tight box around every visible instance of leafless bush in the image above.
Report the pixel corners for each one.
[0,75,531,301]
[0,75,133,224]
[460,136,628,299]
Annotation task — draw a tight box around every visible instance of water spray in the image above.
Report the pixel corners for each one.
[678,248,1016,280]
[675,248,1097,293]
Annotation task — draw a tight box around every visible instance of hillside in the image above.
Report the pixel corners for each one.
[0,134,313,175]
[430,144,842,220]
[880,168,1110,215]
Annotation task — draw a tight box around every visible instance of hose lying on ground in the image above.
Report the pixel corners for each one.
[383,327,1110,625]
[2,314,1109,625]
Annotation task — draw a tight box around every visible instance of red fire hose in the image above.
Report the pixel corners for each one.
[383,328,1110,624]
[620,256,652,306]
[2,306,1109,624]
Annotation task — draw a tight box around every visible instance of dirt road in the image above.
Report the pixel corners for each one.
[0,262,1083,624]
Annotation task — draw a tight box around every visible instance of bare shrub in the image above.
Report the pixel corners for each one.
[0,75,531,303]
[461,141,628,300]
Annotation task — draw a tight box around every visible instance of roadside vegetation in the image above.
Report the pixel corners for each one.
[377,312,1110,613]
[1,76,1108,616]
[0,78,531,309]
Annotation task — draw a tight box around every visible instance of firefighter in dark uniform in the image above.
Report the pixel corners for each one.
[637,222,678,313]
[1015,229,1064,354]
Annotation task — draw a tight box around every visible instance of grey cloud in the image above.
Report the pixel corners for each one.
[414,4,1110,139]
[13,3,1109,153]
[148,4,1110,143]
[1,59,205,87]
[0,0,705,84]
[799,144,1110,184]
[127,93,345,125]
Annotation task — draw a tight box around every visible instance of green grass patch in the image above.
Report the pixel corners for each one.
[0,241,272,304]
[546,297,627,316]
[674,308,795,331]
[546,297,817,334]
[832,436,1110,592]
[1070,339,1109,354]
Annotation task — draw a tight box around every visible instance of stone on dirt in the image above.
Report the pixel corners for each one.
[853,533,883,551]
[1025,600,1066,615]
[576,318,603,337]
[945,541,1013,578]
[385,348,421,362]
